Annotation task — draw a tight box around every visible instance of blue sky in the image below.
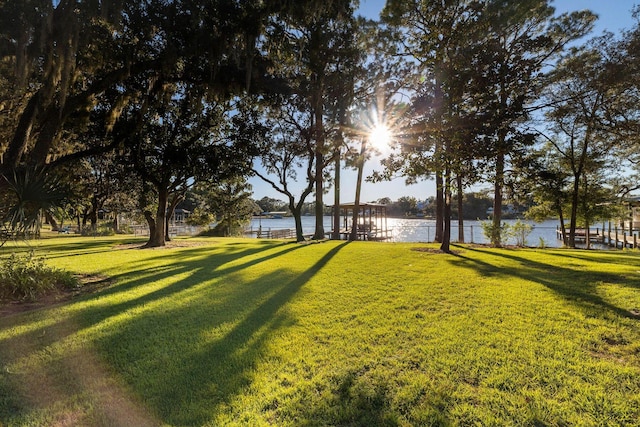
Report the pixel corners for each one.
[250,0,639,204]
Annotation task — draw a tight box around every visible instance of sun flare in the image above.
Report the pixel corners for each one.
[368,124,392,151]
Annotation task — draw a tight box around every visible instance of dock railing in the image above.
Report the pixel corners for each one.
[556,226,640,249]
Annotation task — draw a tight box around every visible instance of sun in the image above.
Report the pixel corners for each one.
[368,123,392,151]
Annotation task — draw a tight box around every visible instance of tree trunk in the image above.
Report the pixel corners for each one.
[45,211,60,231]
[440,166,452,253]
[90,196,99,231]
[491,149,505,247]
[291,202,305,242]
[312,78,326,240]
[224,214,231,236]
[568,175,580,248]
[434,75,444,244]
[582,175,591,250]
[313,150,325,239]
[435,170,444,243]
[30,107,62,167]
[350,140,366,241]
[165,213,173,242]
[556,202,568,247]
[457,174,464,243]
[144,210,157,243]
[3,93,41,169]
[145,187,168,248]
[332,150,341,240]
[90,209,98,231]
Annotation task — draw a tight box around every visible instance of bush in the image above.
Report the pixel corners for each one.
[186,208,215,227]
[199,220,247,237]
[506,220,534,247]
[480,219,533,247]
[0,251,78,302]
[80,224,116,236]
[117,224,133,234]
[480,220,510,246]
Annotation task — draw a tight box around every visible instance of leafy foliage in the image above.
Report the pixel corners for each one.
[195,178,257,237]
[0,250,77,302]
[0,167,69,237]
[507,220,534,247]
[481,219,534,247]
[79,223,116,237]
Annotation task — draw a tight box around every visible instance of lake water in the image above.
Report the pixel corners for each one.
[249,216,566,247]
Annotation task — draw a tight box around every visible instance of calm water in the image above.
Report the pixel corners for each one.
[249,216,565,247]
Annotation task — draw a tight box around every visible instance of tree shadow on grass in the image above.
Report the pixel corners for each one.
[95,241,350,425]
[0,241,305,421]
[543,249,640,269]
[0,241,301,355]
[94,240,296,299]
[0,237,134,260]
[0,241,349,425]
[449,245,640,320]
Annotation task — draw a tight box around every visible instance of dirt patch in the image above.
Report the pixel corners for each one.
[114,240,211,250]
[0,273,112,318]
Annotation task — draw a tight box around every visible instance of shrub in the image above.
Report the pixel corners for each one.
[480,220,510,247]
[186,208,215,227]
[537,237,548,249]
[80,224,116,236]
[480,219,534,247]
[0,251,78,302]
[505,220,534,247]
[117,224,133,234]
[199,220,247,237]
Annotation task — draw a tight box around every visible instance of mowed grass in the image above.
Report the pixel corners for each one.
[1,236,640,426]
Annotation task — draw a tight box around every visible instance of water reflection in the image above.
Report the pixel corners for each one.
[249,217,569,248]
[384,218,561,247]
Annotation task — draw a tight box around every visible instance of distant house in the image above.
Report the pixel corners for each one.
[97,209,110,220]
[172,208,190,224]
[486,204,520,217]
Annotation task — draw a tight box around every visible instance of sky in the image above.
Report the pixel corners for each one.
[249,0,639,204]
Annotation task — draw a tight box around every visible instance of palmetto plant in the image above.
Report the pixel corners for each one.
[0,167,70,242]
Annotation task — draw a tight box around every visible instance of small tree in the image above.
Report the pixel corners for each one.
[541,40,620,248]
[120,86,253,247]
[208,178,257,237]
[252,97,318,242]
[505,220,534,247]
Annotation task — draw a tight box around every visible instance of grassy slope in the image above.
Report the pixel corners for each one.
[1,236,639,426]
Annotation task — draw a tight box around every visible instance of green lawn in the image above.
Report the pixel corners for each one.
[1,236,639,426]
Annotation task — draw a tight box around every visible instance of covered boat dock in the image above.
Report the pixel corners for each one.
[331,203,391,241]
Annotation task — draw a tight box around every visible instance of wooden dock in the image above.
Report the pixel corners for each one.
[557,226,640,249]
[247,228,296,239]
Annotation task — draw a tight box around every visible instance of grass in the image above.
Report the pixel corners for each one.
[0,235,639,426]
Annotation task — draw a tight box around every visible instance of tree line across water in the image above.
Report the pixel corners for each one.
[1,1,639,250]
[253,193,498,221]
